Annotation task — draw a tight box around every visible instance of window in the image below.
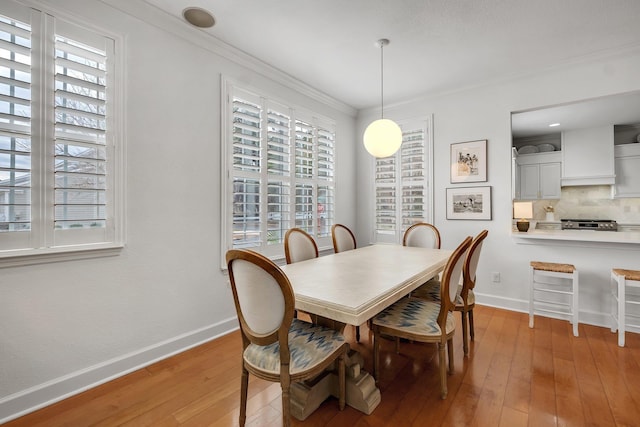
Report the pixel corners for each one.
[0,2,122,264]
[222,82,335,261]
[373,118,432,243]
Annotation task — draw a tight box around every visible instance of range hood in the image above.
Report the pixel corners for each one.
[561,125,615,186]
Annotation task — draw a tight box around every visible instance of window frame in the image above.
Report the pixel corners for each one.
[372,116,434,244]
[221,77,336,268]
[0,1,124,267]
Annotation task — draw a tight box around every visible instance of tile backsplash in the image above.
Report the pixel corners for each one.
[533,185,640,224]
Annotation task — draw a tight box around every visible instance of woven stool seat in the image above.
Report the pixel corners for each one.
[530,261,575,274]
[612,268,640,282]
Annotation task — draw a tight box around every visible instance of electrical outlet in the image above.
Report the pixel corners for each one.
[491,272,501,283]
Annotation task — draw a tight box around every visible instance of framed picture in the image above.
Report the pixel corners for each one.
[450,139,487,183]
[446,186,492,220]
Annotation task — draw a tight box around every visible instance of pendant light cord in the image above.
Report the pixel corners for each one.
[380,42,384,120]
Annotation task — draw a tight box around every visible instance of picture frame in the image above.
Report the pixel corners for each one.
[446,186,492,220]
[450,139,487,183]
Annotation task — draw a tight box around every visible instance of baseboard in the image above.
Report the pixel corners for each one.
[0,317,238,424]
[475,292,623,330]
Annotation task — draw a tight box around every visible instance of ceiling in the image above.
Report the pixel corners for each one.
[142,0,640,111]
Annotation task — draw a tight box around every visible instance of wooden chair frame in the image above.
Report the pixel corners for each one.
[226,249,347,426]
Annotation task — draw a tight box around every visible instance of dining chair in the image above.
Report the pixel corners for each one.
[372,236,472,399]
[331,224,364,341]
[403,222,441,249]
[226,249,348,427]
[331,223,356,253]
[403,222,442,305]
[412,230,489,356]
[284,228,319,320]
[284,228,319,264]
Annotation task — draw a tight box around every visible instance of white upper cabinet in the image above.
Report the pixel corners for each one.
[613,143,640,198]
[516,152,561,200]
[561,125,615,186]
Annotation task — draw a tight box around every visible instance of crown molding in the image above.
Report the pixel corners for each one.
[97,0,356,116]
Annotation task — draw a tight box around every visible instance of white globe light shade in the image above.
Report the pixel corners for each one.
[363,118,403,158]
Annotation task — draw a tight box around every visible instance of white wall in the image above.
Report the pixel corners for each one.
[357,48,640,325]
[0,0,357,421]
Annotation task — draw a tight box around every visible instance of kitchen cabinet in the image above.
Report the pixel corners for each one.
[561,125,615,186]
[516,152,561,200]
[614,143,640,198]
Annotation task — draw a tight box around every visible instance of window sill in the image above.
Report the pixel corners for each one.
[0,244,124,268]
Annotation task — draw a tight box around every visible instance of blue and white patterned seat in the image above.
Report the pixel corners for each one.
[412,281,475,307]
[244,319,347,375]
[373,297,455,336]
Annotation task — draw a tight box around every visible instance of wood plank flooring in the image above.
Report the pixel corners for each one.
[6,305,640,426]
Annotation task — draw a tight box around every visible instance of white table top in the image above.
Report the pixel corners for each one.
[280,244,453,326]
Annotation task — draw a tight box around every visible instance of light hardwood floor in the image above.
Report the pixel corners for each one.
[6,305,640,426]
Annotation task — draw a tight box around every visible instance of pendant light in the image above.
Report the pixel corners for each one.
[363,38,402,158]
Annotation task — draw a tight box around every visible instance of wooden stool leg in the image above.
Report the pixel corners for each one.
[572,270,579,337]
[618,274,626,347]
[611,272,618,333]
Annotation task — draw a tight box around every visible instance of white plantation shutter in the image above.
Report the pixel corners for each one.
[0,3,122,263]
[231,93,262,248]
[317,184,333,237]
[54,35,108,230]
[233,177,261,248]
[374,119,431,243]
[232,97,261,173]
[316,125,334,237]
[294,183,313,233]
[0,12,31,234]
[224,82,336,259]
[267,180,289,244]
[375,157,396,233]
[295,119,313,179]
[266,107,290,176]
[317,127,334,180]
[400,129,426,229]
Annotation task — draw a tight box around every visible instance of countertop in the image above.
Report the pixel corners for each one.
[511,228,640,245]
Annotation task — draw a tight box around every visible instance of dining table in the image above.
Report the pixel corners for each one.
[279,243,453,420]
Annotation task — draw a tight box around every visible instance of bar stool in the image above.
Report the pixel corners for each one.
[529,261,579,337]
[610,268,640,347]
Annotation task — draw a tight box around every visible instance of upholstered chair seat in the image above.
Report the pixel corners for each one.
[243,318,346,375]
[374,298,456,337]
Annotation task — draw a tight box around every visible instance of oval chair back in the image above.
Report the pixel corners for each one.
[284,228,319,264]
[331,224,356,253]
[462,229,489,296]
[403,222,441,249]
[438,236,473,326]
